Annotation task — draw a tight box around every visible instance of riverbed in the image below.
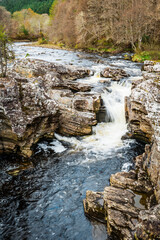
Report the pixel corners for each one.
[0,43,144,240]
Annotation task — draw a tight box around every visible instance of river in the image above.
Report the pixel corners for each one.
[0,43,144,240]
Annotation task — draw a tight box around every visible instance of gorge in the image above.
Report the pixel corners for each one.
[0,43,160,240]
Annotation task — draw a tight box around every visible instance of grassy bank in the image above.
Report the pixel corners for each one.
[132,51,160,62]
[132,44,160,62]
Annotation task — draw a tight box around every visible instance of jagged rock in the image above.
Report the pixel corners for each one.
[99,79,111,85]
[126,60,160,202]
[73,92,101,112]
[47,89,101,135]
[83,191,106,223]
[44,75,92,92]
[13,59,91,80]
[0,59,101,156]
[104,186,140,240]
[58,109,97,136]
[135,204,160,240]
[143,60,160,73]
[142,143,160,204]
[110,152,153,195]
[126,62,160,144]
[0,75,59,157]
[110,170,152,194]
[100,67,129,81]
[83,60,160,239]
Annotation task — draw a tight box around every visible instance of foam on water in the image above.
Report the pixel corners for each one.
[121,162,133,172]
[1,43,145,240]
[38,139,66,153]
[55,73,132,154]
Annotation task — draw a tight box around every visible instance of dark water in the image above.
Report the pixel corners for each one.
[0,140,144,240]
[0,44,144,240]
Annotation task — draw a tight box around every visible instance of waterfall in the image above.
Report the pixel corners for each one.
[55,71,132,154]
[81,81,131,153]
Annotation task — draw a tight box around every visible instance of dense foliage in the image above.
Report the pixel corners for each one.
[0,0,54,14]
[12,8,49,39]
[0,6,49,40]
[48,0,160,52]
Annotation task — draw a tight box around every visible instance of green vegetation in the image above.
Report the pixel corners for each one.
[11,8,49,40]
[20,25,29,36]
[49,0,58,18]
[87,47,120,54]
[132,45,160,62]
[0,26,13,77]
[0,0,54,14]
[38,37,49,44]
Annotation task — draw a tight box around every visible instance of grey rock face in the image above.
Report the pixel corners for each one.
[0,59,101,157]
[135,204,160,240]
[126,60,160,203]
[100,67,129,81]
[84,60,160,239]
[0,72,59,157]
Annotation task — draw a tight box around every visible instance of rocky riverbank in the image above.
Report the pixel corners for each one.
[0,59,100,157]
[0,58,130,158]
[84,61,160,240]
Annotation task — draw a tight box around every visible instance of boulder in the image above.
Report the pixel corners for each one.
[104,186,140,240]
[110,170,152,194]
[100,67,129,81]
[143,60,160,73]
[13,59,91,80]
[83,191,106,223]
[47,89,101,136]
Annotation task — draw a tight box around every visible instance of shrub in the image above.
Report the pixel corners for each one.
[38,37,49,44]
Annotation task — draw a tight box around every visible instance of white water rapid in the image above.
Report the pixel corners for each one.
[82,82,131,152]
[1,44,145,240]
[55,68,133,154]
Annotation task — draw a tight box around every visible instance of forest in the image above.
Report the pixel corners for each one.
[0,0,160,60]
[0,0,53,14]
[49,0,160,54]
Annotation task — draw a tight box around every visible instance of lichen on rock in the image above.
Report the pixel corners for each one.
[0,59,101,157]
[84,60,160,240]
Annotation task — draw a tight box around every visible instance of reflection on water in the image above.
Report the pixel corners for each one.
[0,43,144,240]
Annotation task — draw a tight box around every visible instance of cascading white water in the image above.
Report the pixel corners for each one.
[2,44,144,240]
[81,81,131,152]
[55,69,132,154]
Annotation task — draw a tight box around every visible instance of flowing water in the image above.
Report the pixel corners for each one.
[0,43,144,240]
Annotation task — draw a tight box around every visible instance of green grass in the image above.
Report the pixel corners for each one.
[132,51,160,62]
[38,37,49,45]
[87,46,120,54]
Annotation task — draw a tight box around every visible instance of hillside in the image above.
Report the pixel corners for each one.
[0,0,54,14]
[49,0,160,54]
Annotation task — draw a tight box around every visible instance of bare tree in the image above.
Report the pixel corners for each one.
[49,0,160,50]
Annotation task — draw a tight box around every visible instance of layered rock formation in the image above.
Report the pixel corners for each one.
[0,59,100,157]
[84,61,160,239]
